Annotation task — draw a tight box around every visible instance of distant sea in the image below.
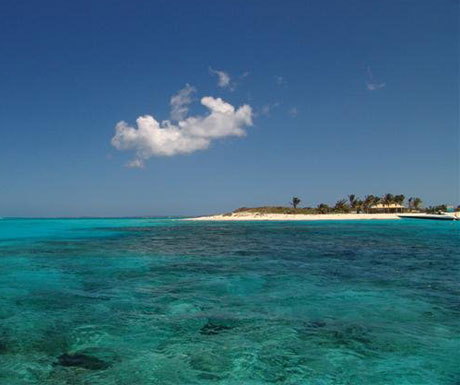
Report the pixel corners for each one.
[0,218,459,384]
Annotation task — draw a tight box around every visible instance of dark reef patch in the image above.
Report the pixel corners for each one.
[200,322,232,335]
[309,320,327,328]
[56,353,110,370]
[0,341,7,354]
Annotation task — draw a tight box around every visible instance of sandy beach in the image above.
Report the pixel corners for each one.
[185,212,402,221]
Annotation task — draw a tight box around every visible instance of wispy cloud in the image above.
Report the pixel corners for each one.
[126,159,144,168]
[209,68,250,91]
[366,66,385,91]
[111,88,253,167]
[259,102,280,117]
[170,84,196,121]
[288,107,298,118]
[275,76,286,86]
[261,105,271,116]
[209,67,231,88]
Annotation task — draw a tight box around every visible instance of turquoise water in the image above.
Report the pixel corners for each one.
[0,218,459,384]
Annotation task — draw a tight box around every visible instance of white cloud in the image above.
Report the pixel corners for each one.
[288,107,298,117]
[209,67,231,88]
[170,84,196,121]
[111,94,253,165]
[366,66,385,91]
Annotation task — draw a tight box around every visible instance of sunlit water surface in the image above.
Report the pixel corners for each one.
[0,218,459,384]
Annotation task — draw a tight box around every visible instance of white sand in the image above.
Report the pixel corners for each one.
[185,212,402,221]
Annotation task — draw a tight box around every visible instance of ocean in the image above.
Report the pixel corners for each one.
[0,218,459,384]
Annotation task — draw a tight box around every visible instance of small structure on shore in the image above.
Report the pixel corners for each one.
[369,203,406,213]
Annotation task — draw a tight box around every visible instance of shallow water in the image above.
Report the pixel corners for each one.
[0,218,459,384]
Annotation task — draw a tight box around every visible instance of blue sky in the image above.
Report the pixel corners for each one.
[0,0,458,216]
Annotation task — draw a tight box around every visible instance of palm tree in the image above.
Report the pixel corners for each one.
[355,199,364,213]
[408,197,414,212]
[382,193,394,213]
[394,194,405,212]
[413,197,422,211]
[334,199,350,213]
[291,197,301,209]
[372,196,382,212]
[348,194,357,209]
[363,195,375,214]
[394,194,405,205]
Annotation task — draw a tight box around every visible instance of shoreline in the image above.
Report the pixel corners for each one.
[184,213,402,221]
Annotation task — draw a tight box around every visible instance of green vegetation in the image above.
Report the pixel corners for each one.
[317,203,331,214]
[425,204,447,214]
[231,194,452,215]
[334,199,350,213]
[234,206,317,215]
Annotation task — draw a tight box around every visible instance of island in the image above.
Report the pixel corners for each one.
[185,195,459,221]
